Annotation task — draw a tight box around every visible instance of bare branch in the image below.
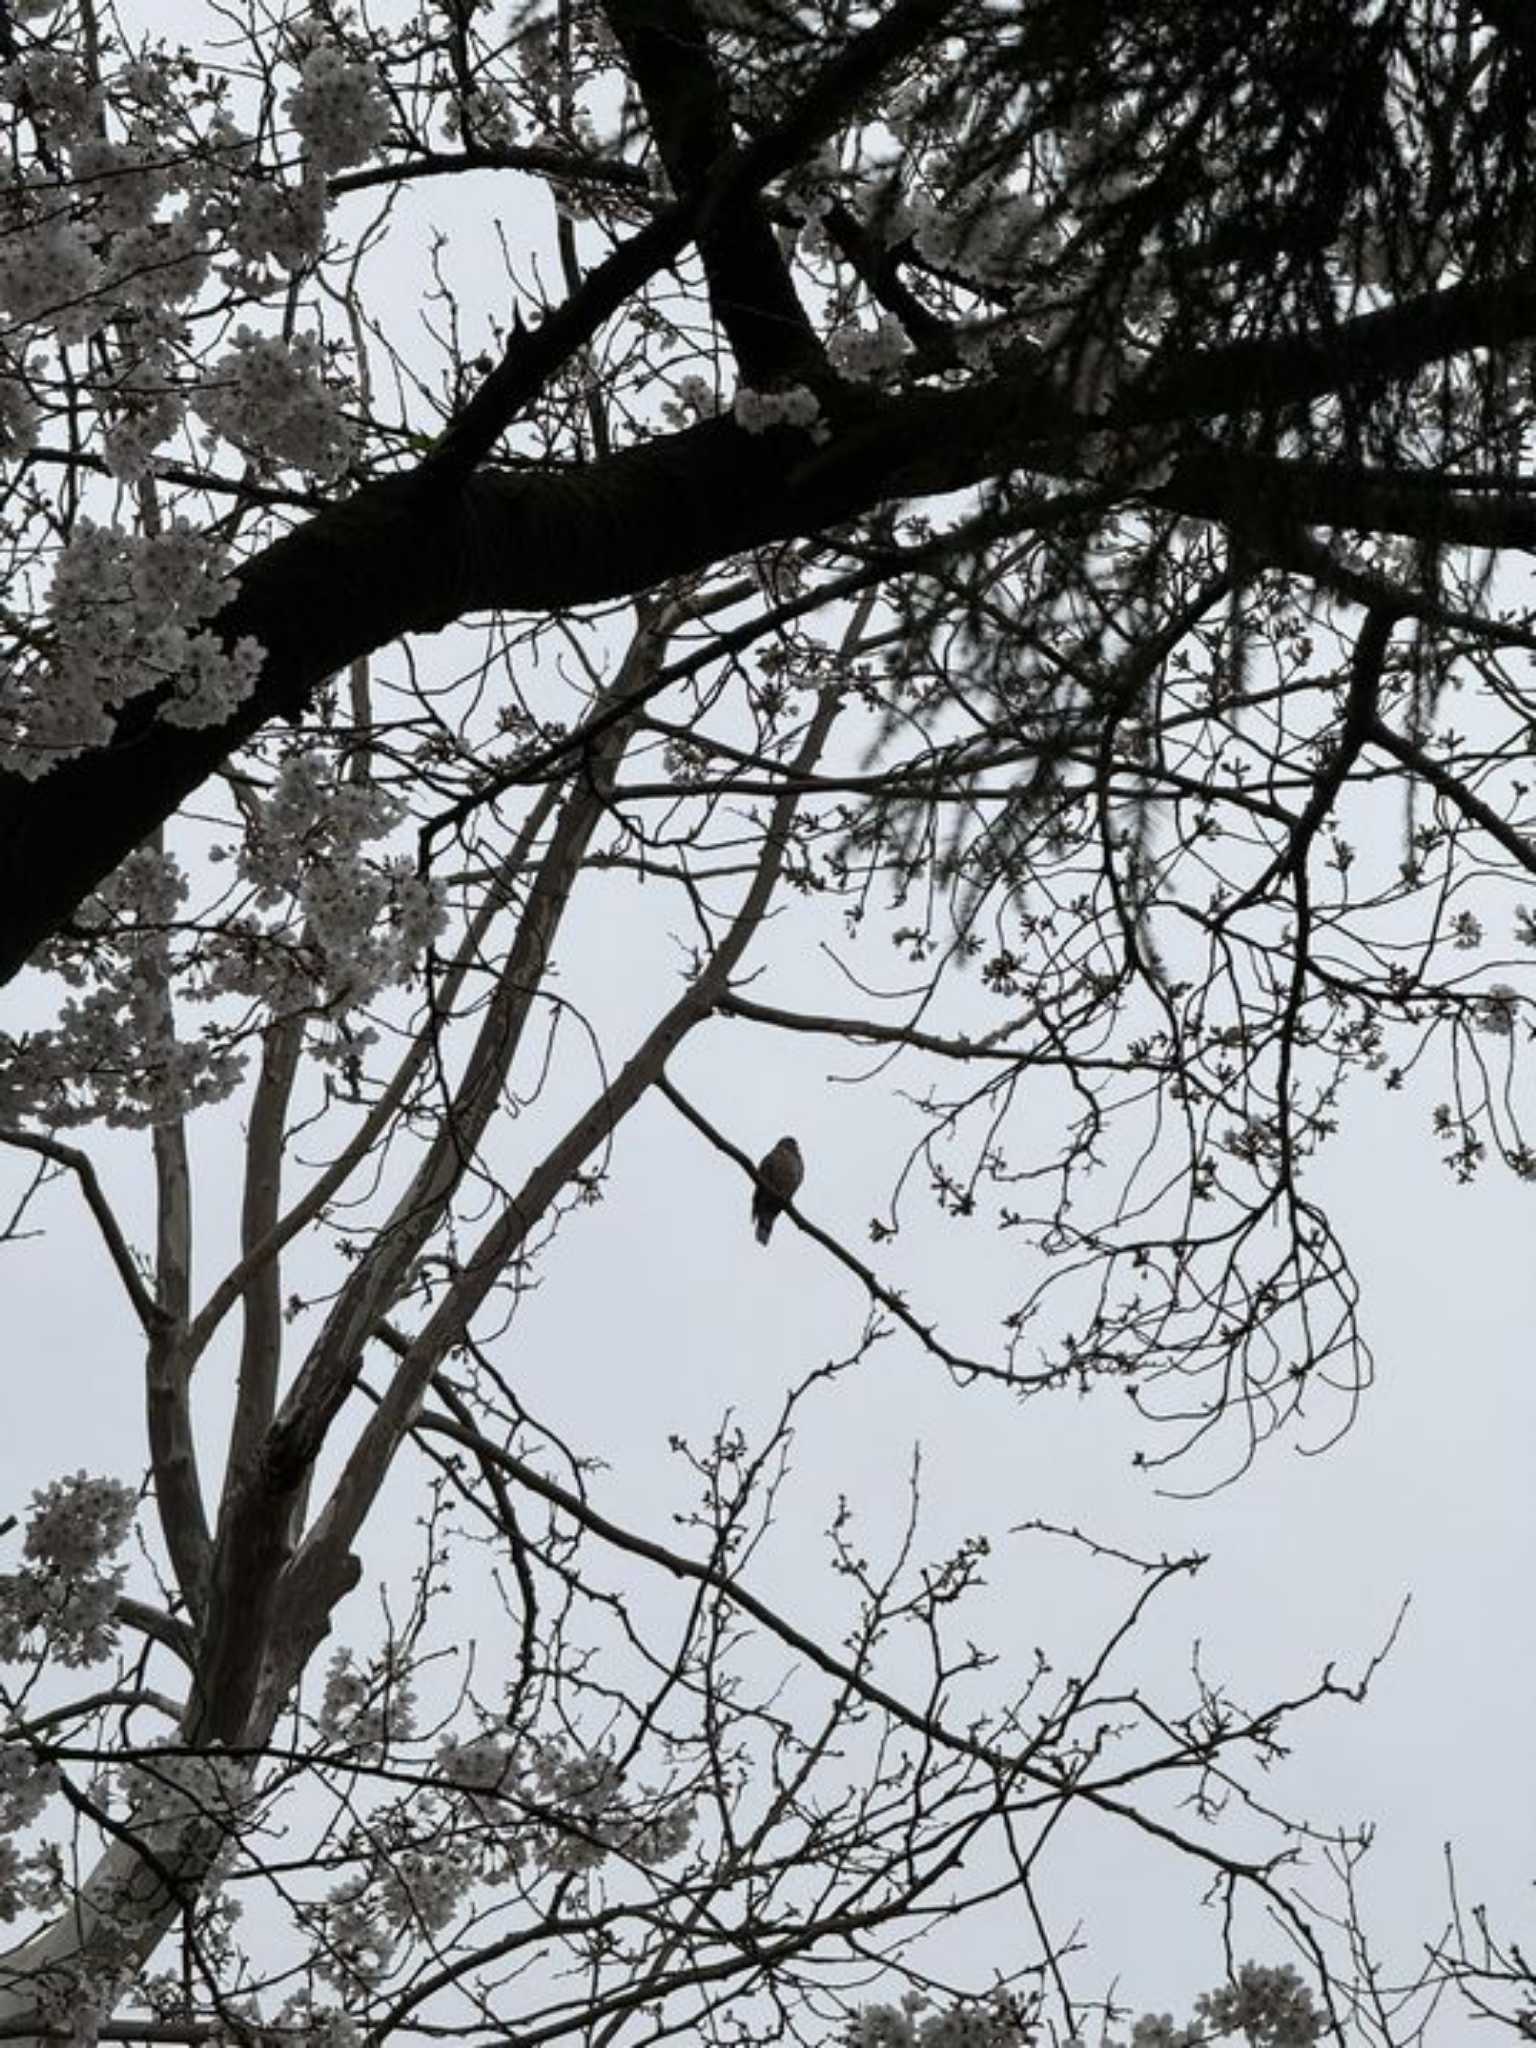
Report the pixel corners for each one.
[657,1073,1047,1388]
[0,1131,161,1337]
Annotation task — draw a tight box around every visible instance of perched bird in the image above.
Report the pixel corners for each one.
[752,1136,803,1245]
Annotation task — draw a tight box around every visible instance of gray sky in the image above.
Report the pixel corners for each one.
[2,19,1533,2035]
[7,863,1531,2029]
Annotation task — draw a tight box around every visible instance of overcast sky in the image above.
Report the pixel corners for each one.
[2,57,1534,2042]
[5,815,1531,2032]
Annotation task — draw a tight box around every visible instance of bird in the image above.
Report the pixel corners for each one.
[752,1136,803,1244]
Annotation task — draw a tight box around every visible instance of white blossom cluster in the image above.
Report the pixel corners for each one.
[0,1744,59,1835]
[208,753,446,1015]
[0,22,384,828]
[850,1993,1032,2048]
[0,521,262,777]
[0,25,372,488]
[0,1473,137,1667]
[317,1647,418,1759]
[1478,983,1520,1036]
[827,314,910,384]
[1058,1965,1325,2048]
[117,1746,250,1853]
[0,59,217,345]
[69,131,172,233]
[774,141,841,226]
[0,208,105,345]
[0,49,99,137]
[733,383,825,438]
[194,328,356,481]
[309,1875,395,1991]
[0,1728,71,1916]
[302,1824,481,1992]
[101,213,212,315]
[218,162,330,281]
[443,83,520,149]
[856,1974,1327,2048]
[248,757,400,891]
[1125,2022,1200,2048]
[298,1731,698,1988]
[1192,1966,1324,2047]
[0,1833,65,1923]
[0,843,249,1128]
[440,1732,696,1871]
[285,44,391,172]
[1,755,444,1129]
[518,1740,662,1873]
[374,1837,480,1937]
[0,1566,121,1668]
[435,1730,515,1796]
[24,1472,137,1572]
[0,348,39,458]
[101,337,188,483]
[273,1998,361,2048]
[300,1727,698,1979]
[535,1740,694,1869]
[25,1946,139,2037]
[660,372,719,429]
[910,190,1047,287]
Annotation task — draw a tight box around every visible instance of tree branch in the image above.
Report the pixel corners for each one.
[597,0,821,384]
[190,624,665,1745]
[283,679,846,1599]
[0,1130,161,1337]
[7,262,1536,981]
[1366,717,1536,877]
[180,783,565,1376]
[656,1073,1052,1389]
[223,1015,304,1500]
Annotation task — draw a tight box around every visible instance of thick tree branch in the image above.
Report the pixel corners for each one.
[144,918,213,1618]
[713,990,1174,1070]
[423,0,960,479]
[9,1688,184,1735]
[223,1016,304,1500]
[6,265,1536,983]
[115,1597,197,1669]
[598,0,820,384]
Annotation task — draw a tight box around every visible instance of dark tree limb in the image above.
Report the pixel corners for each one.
[598,0,822,384]
[6,262,1536,983]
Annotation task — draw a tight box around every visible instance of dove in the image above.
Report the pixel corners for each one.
[751,1135,803,1244]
